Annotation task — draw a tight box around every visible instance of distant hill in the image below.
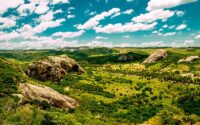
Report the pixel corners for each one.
[85,52,148,64]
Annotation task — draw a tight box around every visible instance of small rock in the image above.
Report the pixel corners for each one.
[178,56,200,63]
[180,73,194,77]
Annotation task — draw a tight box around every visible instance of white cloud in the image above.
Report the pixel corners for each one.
[162,24,168,28]
[147,0,198,11]
[52,0,69,4]
[68,7,75,11]
[111,9,134,19]
[158,32,176,36]
[159,28,163,32]
[0,18,65,42]
[169,25,175,29]
[95,36,108,40]
[54,9,63,14]
[33,19,65,33]
[0,24,46,42]
[0,39,78,50]
[67,15,75,19]
[152,30,158,34]
[0,31,20,41]
[126,0,134,2]
[176,24,187,30]
[184,40,195,47]
[137,41,188,48]
[176,10,185,17]
[17,0,67,16]
[123,35,130,38]
[123,9,134,14]
[111,12,121,19]
[17,2,36,16]
[77,8,120,30]
[89,11,96,16]
[39,11,54,22]
[195,34,200,39]
[141,41,165,47]
[94,22,157,33]
[132,9,174,23]
[35,4,49,14]
[52,30,85,38]
[0,0,24,14]
[0,17,16,29]
[85,41,112,47]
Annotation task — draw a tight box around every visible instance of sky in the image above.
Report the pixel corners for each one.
[0,0,200,49]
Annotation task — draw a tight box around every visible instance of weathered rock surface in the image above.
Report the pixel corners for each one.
[18,83,79,109]
[118,55,134,62]
[26,55,85,82]
[117,52,147,62]
[178,56,200,63]
[143,49,168,64]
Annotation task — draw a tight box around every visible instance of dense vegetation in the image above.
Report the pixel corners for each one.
[0,58,23,96]
[0,47,200,125]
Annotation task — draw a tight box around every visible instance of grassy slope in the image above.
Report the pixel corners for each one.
[0,47,200,125]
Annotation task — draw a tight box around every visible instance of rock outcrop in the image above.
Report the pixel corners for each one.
[26,55,85,82]
[180,73,194,77]
[117,52,148,62]
[18,83,79,109]
[178,56,200,63]
[143,49,168,64]
[118,55,134,62]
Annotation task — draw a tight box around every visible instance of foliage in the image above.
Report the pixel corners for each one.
[0,58,23,95]
[0,48,200,124]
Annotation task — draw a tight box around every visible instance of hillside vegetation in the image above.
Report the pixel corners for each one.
[0,47,200,125]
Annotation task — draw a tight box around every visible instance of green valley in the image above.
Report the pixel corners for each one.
[0,47,200,125]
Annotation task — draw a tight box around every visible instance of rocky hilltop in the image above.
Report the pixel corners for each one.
[26,55,85,82]
[143,49,168,64]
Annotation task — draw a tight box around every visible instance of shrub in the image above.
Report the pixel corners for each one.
[0,58,23,95]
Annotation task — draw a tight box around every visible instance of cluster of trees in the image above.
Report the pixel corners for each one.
[83,52,147,64]
[73,83,115,98]
[103,67,200,85]
[177,91,200,115]
[79,92,161,124]
[0,58,23,96]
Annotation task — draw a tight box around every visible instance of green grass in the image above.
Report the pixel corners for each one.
[0,47,200,124]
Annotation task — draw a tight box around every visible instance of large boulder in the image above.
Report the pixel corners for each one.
[17,83,79,109]
[178,56,200,63]
[26,55,85,82]
[143,49,168,64]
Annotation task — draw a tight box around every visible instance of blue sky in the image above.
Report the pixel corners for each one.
[0,0,200,49]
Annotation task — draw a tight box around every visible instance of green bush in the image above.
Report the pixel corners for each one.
[0,58,23,95]
[73,83,115,98]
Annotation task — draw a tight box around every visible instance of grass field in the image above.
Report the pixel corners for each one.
[0,47,200,125]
